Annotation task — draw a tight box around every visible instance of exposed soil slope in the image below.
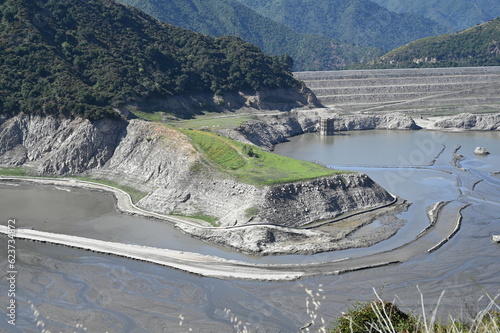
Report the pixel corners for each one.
[0,115,396,253]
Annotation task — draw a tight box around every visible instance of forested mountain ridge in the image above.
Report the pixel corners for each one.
[118,0,383,71]
[0,0,305,120]
[361,17,500,69]
[371,0,500,32]
[236,0,447,51]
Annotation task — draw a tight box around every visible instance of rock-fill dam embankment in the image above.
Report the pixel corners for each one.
[294,67,500,115]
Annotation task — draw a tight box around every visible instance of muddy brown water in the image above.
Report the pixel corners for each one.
[1,130,499,332]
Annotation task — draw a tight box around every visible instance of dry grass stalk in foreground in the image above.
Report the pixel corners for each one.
[329,288,499,333]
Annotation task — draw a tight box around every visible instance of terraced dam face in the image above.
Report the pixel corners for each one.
[294,67,500,115]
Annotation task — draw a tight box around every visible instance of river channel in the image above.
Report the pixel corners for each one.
[1,130,499,332]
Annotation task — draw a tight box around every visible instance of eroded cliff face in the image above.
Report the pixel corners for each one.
[260,174,394,227]
[0,115,395,233]
[0,115,127,173]
[432,113,500,130]
[333,113,420,131]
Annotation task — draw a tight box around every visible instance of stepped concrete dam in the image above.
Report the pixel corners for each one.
[294,66,500,115]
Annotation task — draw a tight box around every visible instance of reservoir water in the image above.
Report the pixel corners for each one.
[1,130,499,332]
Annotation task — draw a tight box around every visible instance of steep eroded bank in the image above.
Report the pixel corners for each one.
[0,114,398,254]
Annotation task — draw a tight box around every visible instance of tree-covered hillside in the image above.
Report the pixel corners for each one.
[371,0,500,32]
[0,0,302,120]
[118,0,382,71]
[237,0,447,51]
[361,17,500,69]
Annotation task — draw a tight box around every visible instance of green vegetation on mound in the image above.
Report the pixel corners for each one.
[181,129,341,185]
[355,17,500,69]
[183,130,247,170]
[0,0,300,120]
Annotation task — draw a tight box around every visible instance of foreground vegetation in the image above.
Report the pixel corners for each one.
[181,129,342,185]
[330,291,499,333]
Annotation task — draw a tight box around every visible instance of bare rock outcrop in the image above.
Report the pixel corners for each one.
[333,113,420,131]
[432,113,500,130]
[178,224,348,255]
[0,115,127,173]
[260,174,394,227]
[474,147,490,155]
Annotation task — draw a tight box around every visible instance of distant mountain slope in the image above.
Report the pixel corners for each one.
[362,17,500,68]
[371,0,500,32]
[237,0,447,51]
[118,0,382,70]
[0,0,304,120]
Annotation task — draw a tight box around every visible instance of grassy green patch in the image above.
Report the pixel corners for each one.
[244,206,260,218]
[182,130,247,170]
[188,213,219,227]
[0,167,30,177]
[171,212,220,227]
[132,110,172,122]
[181,129,345,185]
[175,115,254,130]
[71,177,148,204]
